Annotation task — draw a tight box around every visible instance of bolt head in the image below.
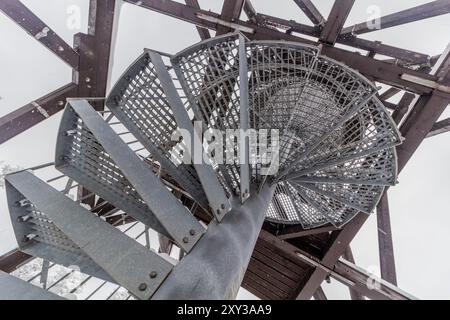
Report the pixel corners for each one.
[220,204,226,210]
[149,271,157,279]
[189,229,196,236]
[182,237,189,243]
[138,283,147,291]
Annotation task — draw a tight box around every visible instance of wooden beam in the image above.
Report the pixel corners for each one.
[0,0,79,69]
[0,83,78,144]
[343,247,364,300]
[185,0,211,40]
[295,213,368,299]
[277,224,337,240]
[379,87,401,101]
[313,286,327,300]
[391,93,415,125]
[243,0,257,23]
[376,191,397,285]
[297,46,450,299]
[342,0,450,35]
[124,0,443,95]
[75,0,116,100]
[293,0,325,26]
[398,92,450,171]
[216,0,245,35]
[426,117,450,138]
[319,0,355,45]
[257,13,430,65]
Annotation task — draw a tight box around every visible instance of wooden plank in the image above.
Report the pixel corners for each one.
[0,250,32,273]
[248,258,296,292]
[0,83,78,144]
[253,247,305,280]
[249,256,299,288]
[256,238,310,271]
[244,269,288,299]
[241,276,275,300]
[319,0,355,45]
[0,0,79,69]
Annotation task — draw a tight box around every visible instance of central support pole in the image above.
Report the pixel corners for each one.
[153,185,275,300]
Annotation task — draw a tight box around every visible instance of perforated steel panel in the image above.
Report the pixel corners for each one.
[5,177,114,282]
[55,107,169,236]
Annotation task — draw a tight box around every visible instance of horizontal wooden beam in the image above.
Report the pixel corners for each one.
[342,0,450,36]
[0,0,79,69]
[257,13,430,65]
[277,224,338,240]
[0,83,78,144]
[124,0,442,95]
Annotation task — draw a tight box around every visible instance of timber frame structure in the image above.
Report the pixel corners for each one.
[0,0,449,300]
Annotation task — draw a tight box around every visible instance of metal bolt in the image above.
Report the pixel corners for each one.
[220,204,226,210]
[138,283,147,291]
[85,77,91,83]
[182,237,189,243]
[149,271,157,279]
[57,100,64,106]
[216,209,221,215]
[189,229,196,236]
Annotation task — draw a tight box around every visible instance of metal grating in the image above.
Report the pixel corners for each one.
[168,34,401,227]
[55,107,169,236]
[106,52,208,210]
[172,34,243,194]
[5,176,114,283]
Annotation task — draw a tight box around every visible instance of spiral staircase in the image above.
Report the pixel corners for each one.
[3,33,402,299]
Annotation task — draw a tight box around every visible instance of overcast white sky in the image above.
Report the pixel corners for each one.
[0,0,449,300]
